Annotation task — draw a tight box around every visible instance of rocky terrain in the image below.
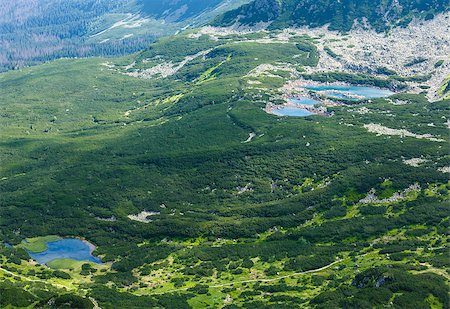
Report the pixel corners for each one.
[199,12,450,100]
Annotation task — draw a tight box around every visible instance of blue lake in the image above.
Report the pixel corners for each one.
[288,97,320,106]
[302,85,393,100]
[272,107,314,117]
[27,239,102,265]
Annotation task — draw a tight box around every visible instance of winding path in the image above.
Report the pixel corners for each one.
[140,258,343,296]
[0,266,69,289]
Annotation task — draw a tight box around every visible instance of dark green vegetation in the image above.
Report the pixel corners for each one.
[313,266,448,308]
[213,0,450,31]
[301,72,410,91]
[0,28,449,307]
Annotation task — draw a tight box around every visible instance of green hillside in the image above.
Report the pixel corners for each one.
[0,28,449,307]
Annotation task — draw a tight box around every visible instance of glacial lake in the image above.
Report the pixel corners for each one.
[271,107,314,117]
[27,238,102,265]
[302,85,394,100]
[288,97,320,106]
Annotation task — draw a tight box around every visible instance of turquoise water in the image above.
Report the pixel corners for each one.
[288,97,320,106]
[302,85,393,100]
[27,239,102,265]
[272,107,314,117]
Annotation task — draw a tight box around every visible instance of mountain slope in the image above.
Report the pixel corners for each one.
[138,0,230,22]
[0,0,249,71]
[0,2,449,308]
[0,22,449,306]
[213,0,450,31]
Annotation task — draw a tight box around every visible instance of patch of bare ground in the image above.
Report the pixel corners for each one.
[360,184,420,204]
[237,183,253,194]
[403,158,428,167]
[363,123,445,142]
[124,49,212,79]
[128,211,161,223]
[438,166,450,174]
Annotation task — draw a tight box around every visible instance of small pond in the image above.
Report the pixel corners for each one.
[27,238,102,265]
[302,85,394,100]
[271,107,314,117]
